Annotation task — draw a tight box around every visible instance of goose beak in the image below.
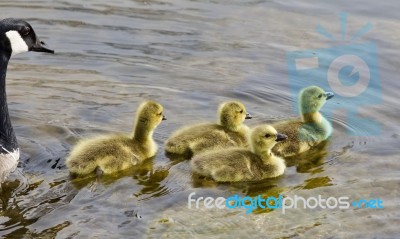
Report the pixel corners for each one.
[245,113,252,119]
[325,92,334,100]
[31,39,54,54]
[162,115,167,121]
[275,133,287,142]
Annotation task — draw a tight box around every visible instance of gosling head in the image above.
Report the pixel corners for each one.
[299,86,334,114]
[218,101,252,131]
[136,100,166,130]
[0,18,54,58]
[251,125,287,153]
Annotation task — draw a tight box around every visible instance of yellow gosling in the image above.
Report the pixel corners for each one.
[66,100,166,175]
[164,101,252,158]
[191,125,287,182]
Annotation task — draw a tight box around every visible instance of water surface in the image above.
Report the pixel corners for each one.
[1,0,399,238]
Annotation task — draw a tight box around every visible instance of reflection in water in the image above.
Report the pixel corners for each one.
[301,176,333,190]
[0,173,73,238]
[1,0,399,237]
[285,140,330,173]
[69,157,170,201]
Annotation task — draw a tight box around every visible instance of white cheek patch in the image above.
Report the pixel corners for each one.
[5,30,29,56]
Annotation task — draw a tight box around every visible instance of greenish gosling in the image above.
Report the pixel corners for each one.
[191,125,287,182]
[164,101,252,157]
[66,100,166,175]
[272,85,334,157]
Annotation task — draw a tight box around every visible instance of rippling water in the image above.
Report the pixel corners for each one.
[1,0,399,238]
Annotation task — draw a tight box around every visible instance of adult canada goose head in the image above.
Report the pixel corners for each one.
[0,18,54,58]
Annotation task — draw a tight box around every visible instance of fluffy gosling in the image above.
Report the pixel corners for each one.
[191,125,287,182]
[66,101,166,175]
[272,86,334,157]
[164,101,252,157]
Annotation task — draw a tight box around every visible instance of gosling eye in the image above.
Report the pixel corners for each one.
[265,134,271,138]
[239,110,243,113]
[158,112,163,116]
[318,94,323,98]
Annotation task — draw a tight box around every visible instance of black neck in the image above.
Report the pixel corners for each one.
[0,52,18,154]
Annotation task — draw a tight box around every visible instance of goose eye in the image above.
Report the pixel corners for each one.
[239,110,243,113]
[158,112,163,116]
[318,94,323,98]
[21,26,30,36]
[265,134,271,138]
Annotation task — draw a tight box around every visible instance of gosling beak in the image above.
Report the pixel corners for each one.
[31,39,54,54]
[325,92,334,100]
[162,115,167,121]
[275,133,287,142]
[245,113,252,119]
